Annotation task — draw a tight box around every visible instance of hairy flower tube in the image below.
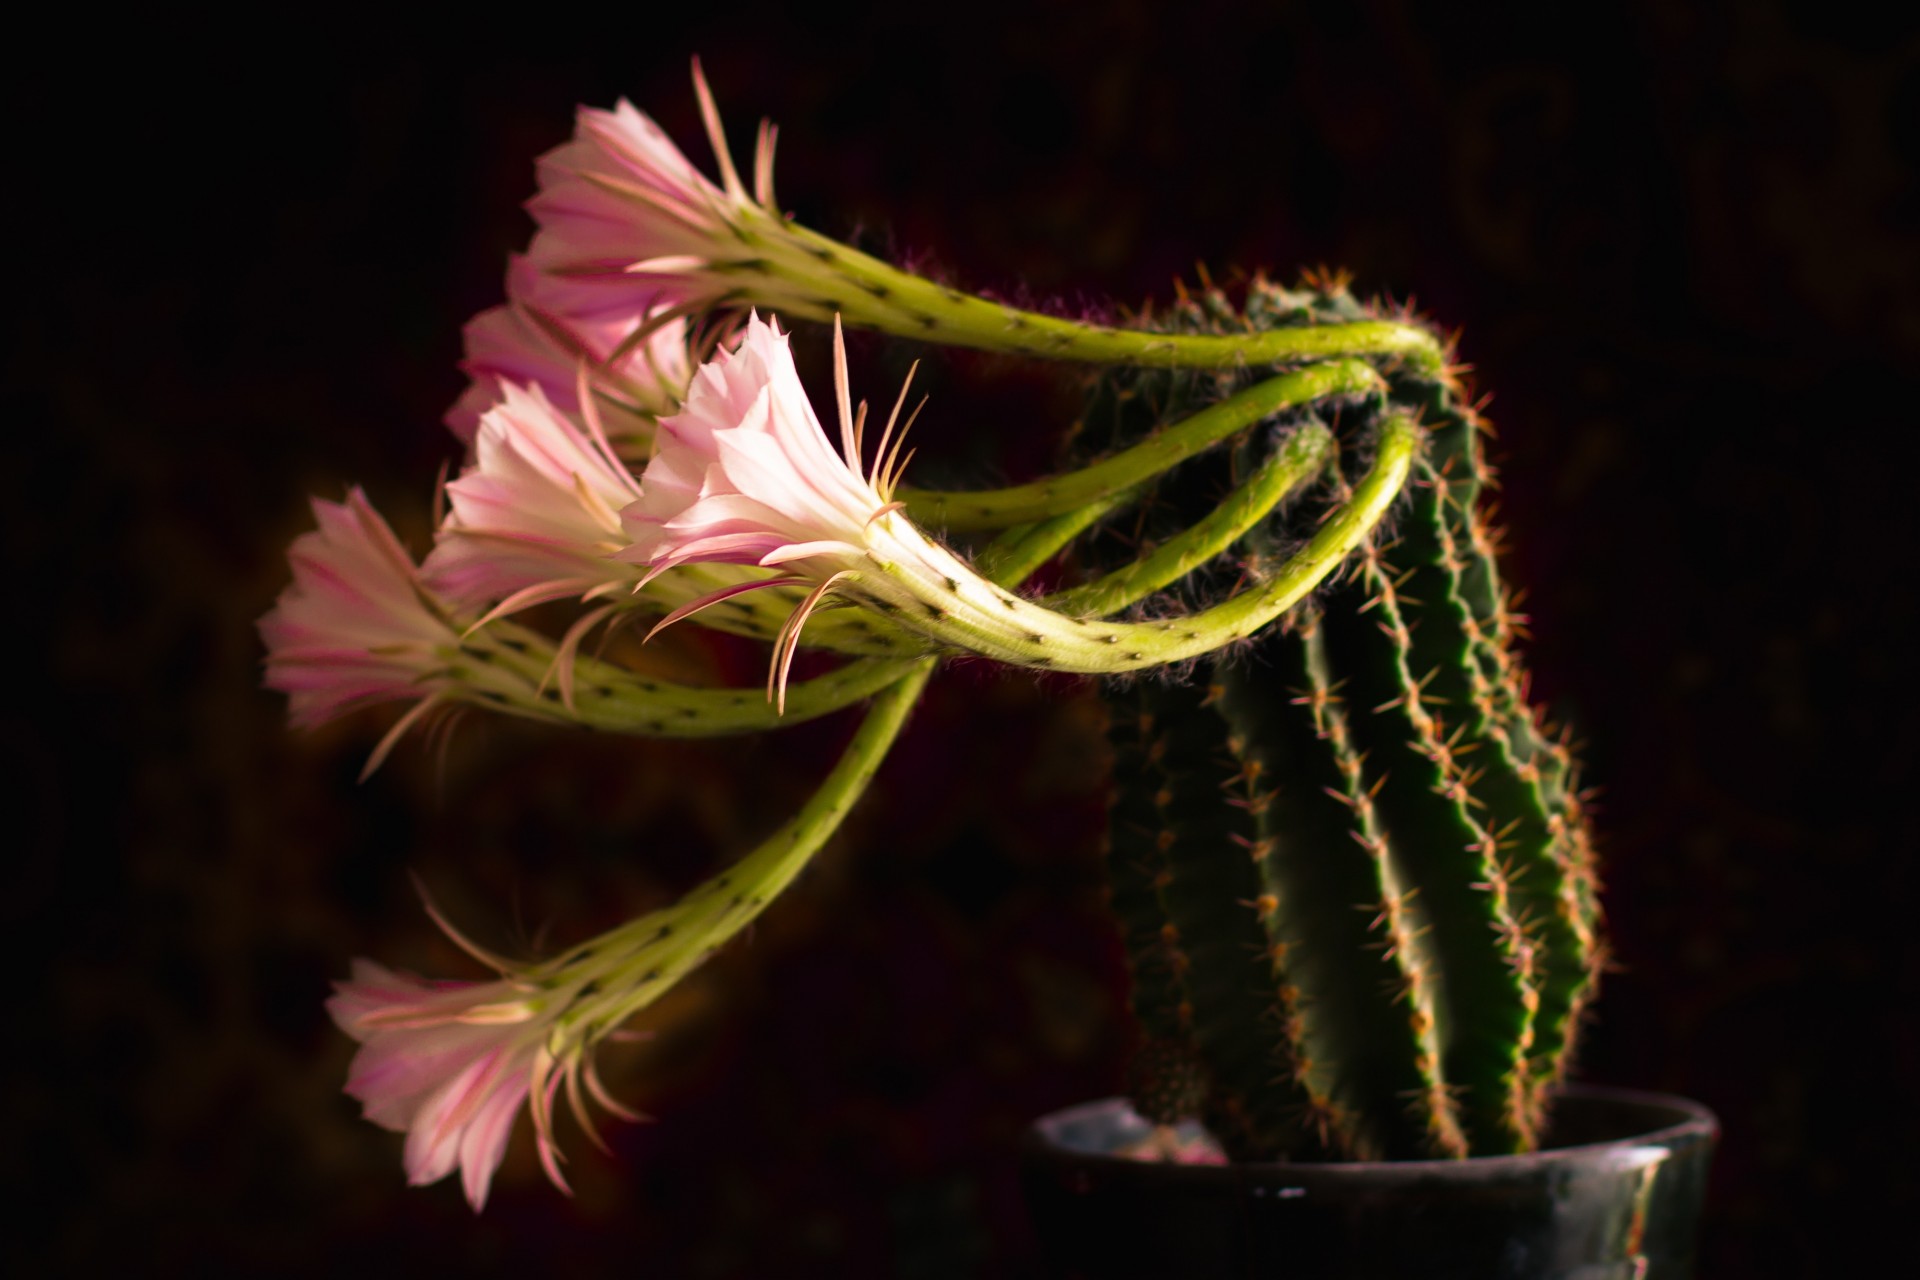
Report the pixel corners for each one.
[618,313,1418,706]
[261,478,925,751]
[446,255,693,447]
[328,659,935,1211]
[520,64,774,357]
[506,64,1444,382]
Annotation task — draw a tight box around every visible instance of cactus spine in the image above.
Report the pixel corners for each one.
[1098,275,1602,1160]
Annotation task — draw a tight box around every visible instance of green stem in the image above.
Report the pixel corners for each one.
[727,211,1444,375]
[539,659,936,1036]
[847,413,1420,673]
[971,486,1140,585]
[438,488,1100,739]
[640,563,929,657]
[449,622,925,737]
[1043,422,1333,619]
[463,520,1113,1038]
[900,362,1380,532]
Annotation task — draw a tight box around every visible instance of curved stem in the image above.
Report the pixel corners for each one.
[723,210,1444,376]
[901,361,1381,532]
[535,659,936,1035]
[499,506,1098,1022]
[639,562,930,657]
[971,485,1141,586]
[843,413,1421,674]
[517,421,1415,1050]
[1043,421,1334,619]
[445,504,1077,736]
[449,622,925,737]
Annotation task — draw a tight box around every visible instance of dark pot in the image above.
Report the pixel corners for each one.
[1020,1084,1717,1280]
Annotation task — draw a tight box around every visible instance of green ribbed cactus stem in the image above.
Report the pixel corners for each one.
[1381,382,1600,1128]
[1216,616,1460,1160]
[1318,538,1534,1153]
[1125,1035,1210,1128]
[1091,271,1600,1160]
[1105,692,1200,1077]
[1104,676,1320,1159]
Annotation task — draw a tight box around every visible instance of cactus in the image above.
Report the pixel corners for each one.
[1091,274,1603,1160]
[278,77,1610,1200]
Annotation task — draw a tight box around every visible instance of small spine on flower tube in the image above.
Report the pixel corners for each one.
[694,206,1446,376]
[1040,421,1334,619]
[898,362,1380,533]
[515,63,1443,388]
[450,620,927,737]
[826,414,1420,675]
[330,655,935,1209]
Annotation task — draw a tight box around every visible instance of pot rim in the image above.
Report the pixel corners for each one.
[1024,1082,1719,1181]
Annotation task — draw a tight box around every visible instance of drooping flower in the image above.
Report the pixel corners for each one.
[613,311,1216,695]
[328,896,651,1213]
[422,378,660,705]
[445,255,694,446]
[329,960,551,1211]
[522,64,772,354]
[259,490,462,765]
[617,313,913,576]
[424,379,644,618]
[616,312,951,705]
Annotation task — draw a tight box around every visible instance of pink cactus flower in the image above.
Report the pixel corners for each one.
[328,959,558,1211]
[423,378,653,706]
[522,64,764,360]
[617,313,899,575]
[259,490,459,758]
[424,379,643,619]
[445,255,693,445]
[617,313,941,707]
[328,892,645,1213]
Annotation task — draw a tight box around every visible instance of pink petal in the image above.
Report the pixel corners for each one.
[620,316,899,584]
[259,492,458,730]
[458,1074,533,1211]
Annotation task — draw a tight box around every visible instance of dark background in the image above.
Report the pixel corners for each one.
[12,2,1917,1275]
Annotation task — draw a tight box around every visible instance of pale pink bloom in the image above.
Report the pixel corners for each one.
[259,490,458,745]
[329,894,642,1213]
[445,255,693,444]
[329,959,555,1212]
[616,313,941,706]
[523,66,766,354]
[618,314,895,575]
[422,379,652,706]
[424,380,643,617]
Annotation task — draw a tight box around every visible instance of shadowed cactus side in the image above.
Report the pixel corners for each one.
[1092,274,1605,1161]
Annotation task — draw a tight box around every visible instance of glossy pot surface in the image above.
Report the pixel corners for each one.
[1020,1084,1717,1280]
